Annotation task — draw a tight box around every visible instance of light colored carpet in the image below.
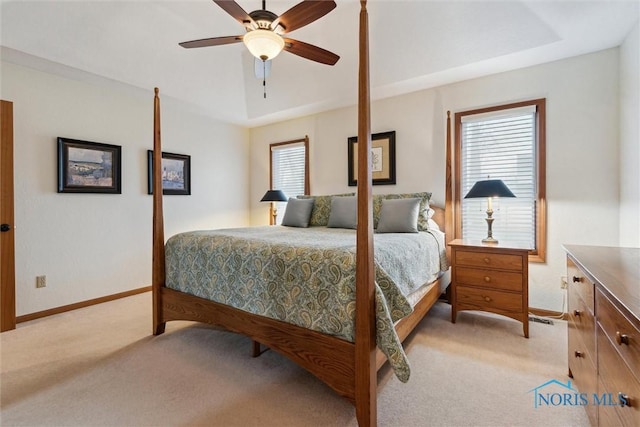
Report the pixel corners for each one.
[1,292,589,426]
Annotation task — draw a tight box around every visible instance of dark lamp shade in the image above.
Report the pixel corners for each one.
[464,179,515,199]
[260,189,287,202]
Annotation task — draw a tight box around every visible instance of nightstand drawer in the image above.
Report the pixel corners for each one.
[455,286,522,315]
[455,267,523,292]
[454,250,523,272]
[450,240,530,338]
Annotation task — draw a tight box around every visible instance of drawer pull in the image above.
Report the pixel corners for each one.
[618,393,631,407]
[483,258,490,264]
[573,309,581,316]
[572,276,582,283]
[615,331,630,346]
[484,276,491,283]
[574,350,583,358]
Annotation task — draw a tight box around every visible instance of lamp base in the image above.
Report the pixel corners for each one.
[483,210,497,244]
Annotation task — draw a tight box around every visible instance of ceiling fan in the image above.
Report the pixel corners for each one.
[179,0,340,66]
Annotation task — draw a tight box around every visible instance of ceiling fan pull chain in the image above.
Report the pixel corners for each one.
[263,60,267,99]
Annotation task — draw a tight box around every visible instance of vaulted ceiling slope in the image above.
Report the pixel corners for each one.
[1,1,638,127]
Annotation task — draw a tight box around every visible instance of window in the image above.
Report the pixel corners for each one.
[455,99,546,262]
[270,137,309,224]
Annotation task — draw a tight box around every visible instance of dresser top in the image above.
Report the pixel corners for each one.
[563,245,640,322]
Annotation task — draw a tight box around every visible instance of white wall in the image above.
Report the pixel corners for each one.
[249,89,448,225]
[249,48,622,312]
[4,40,632,317]
[1,61,250,316]
[619,22,640,248]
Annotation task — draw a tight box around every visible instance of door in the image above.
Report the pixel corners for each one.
[1,100,16,332]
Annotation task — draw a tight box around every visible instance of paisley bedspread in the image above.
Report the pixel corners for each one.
[165,226,448,382]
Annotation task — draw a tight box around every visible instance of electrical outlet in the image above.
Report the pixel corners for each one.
[560,276,568,289]
[36,275,47,288]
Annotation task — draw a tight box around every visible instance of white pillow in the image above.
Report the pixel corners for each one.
[427,218,441,231]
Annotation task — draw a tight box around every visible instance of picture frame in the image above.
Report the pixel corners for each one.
[347,130,396,186]
[57,137,122,194]
[147,150,191,195]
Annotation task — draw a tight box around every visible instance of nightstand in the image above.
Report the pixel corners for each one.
[449,239,531,338]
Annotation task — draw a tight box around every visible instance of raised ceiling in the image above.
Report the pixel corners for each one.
[1,1,638,127]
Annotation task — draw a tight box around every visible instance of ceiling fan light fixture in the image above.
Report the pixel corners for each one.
[243,29,284,61]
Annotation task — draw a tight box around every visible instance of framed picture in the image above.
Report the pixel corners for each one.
[57,137,122,194]
[347,130,396,186]
[147,150,191,195]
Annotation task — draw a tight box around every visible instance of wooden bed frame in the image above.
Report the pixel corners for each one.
[151,2,454,426]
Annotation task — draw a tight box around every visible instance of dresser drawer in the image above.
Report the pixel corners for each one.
[597,326,640,427]
[568,314,596,373]
[455,267,523,292]
[598,378,623,427]
[567,256,594,312]
[568,322,597,386]
[568,324,597,424]
[596,289,640,379]
[455,286,522,316]
[568,284,596,357]
[454,250,523,271]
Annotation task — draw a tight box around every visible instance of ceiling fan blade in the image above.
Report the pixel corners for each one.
[213,0,255,29]
[283,38,339,65]
[274,1,336,33]
[179,35,243,49]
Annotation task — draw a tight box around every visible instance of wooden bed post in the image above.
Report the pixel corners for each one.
[445,111,453,259]
[148,4,447,422]
[354,1,376,426]
[152,87,166,335]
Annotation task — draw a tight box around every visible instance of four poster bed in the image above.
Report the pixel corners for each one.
[151,2,454,426]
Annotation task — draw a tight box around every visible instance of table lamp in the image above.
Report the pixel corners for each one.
[260,189,287,225]
[464,179,515,243]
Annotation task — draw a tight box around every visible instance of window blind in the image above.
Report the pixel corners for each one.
[271,142,306,224]
[461,106,537,247]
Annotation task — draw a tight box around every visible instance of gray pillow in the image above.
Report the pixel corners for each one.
[327,196,357,229]
[376,198,420,233]
[281,197,315,228]
[297,193,355,226]
[373,192,432,230]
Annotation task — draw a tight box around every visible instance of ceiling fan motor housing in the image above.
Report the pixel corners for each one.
[248,9,281,31]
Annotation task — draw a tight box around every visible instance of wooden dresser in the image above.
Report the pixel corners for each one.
[449,239,530,338]
[564,245,640,427]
